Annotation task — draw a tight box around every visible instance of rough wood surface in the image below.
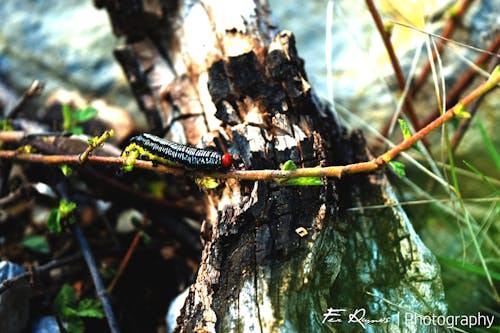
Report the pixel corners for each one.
[97,1,447,332]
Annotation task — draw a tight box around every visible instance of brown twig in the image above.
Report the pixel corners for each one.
[0,183,36,207]
[0,66,497,180]
[411,0,474,96]
[6,80,44,119]
[0,152,185,176]
[365,0,421,139]
[0,131,25,143]
[107,212,148,293]
[0,253,82,296]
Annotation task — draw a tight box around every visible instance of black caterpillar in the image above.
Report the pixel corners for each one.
[122,133,232,170]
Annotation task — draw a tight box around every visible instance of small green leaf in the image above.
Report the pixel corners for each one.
[68,126,83,135]
[47,209,62,233]
[62,306,79,317]
[59,200,77,217]
[48,200,76,232]
[398,119,422,152]
[73,106,98,123]
[87,136,99,146]
[281,160,297,171]
[75,299,104,318]
[54,285,103,333]
[54,284,77,316]
[388,161,406,177]
[280,177,322,186]
[454,103,471,119]
[398,119,412,140]
[278,160,321,186]
[140,231,153,245]
[66,319,84,333]
[196,177,220,189]
[0,119,13,131]
[60,164,73,176]
[122,165,134,172]
[22,235,50,254]
[62,105,73,130]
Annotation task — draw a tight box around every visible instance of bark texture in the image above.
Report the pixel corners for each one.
[96,0,447,332]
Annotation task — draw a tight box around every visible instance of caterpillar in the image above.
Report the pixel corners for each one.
[121,133,232,170]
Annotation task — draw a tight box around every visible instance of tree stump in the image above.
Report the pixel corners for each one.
[96,1,447,331]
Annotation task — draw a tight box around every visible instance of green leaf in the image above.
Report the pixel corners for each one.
[398,118,412,140]
[0,119,13,131]
[63,306,79,317]
[22,235,50,254]
[59,200,77,217]
[476,120,500,172]
[54,285,103,333]
[75,299,104,318]
[140,231,153,245]
[278,160,321,186]
[68,126,83,135]
[280,177,322,186]
[388,161,406,177]
[454,103,471,119]
[398,118,422,152]
[66,319,84,333]
[122,165,134,172]
[48,200,76,232]
[281,160,297,171]
[73,106,98,123]
[60,164,73,176]
[54,284,77,316]
[196,177,220,189]
[62,105,73,130]
[47,209,62,233]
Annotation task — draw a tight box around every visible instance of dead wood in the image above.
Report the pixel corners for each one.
[96,1,447,332]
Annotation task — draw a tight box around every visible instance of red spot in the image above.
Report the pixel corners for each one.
[221,153,233,168]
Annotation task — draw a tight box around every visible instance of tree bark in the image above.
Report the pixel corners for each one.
[96,0,447,332]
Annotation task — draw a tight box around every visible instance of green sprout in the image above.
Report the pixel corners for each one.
[62,105,98,135]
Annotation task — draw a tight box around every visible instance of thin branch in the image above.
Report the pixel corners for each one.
[0,253,82,296]
[0,66,497,181]
[73,222,121,333]
[419,34,500,129]
[365,0,421,136]
[0,131,26,143]
[411,0,474,95]
[6,80,44,119]
[107,212,148,293]
[0,183,36,207]
[79,129,115,162]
